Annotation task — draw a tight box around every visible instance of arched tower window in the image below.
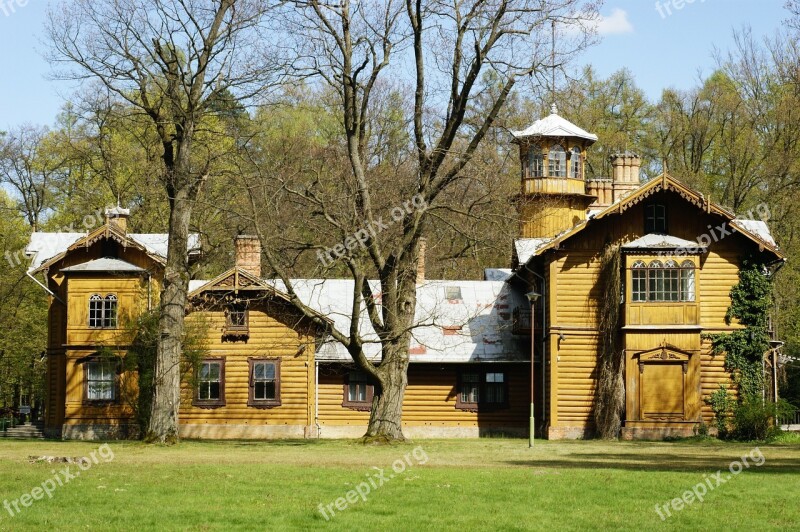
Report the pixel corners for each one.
[528,145,543,178]
[548,144,566,178]
[570,146,582,178]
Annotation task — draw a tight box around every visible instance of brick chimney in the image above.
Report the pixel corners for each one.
[586,178,613,208]
[610,152,641,203]
[235,235,262,277]
[416,237,426,284]
[105,206,130,233]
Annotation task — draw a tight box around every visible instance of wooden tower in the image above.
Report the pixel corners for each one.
[512,104,598,239]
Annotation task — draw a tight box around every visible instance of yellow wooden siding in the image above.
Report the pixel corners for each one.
[318,364,530,428]
[179,309,314,426]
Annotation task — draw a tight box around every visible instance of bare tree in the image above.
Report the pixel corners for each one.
[240,0,600,441]
[46,0,284,443]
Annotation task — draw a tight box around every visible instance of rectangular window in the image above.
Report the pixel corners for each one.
[195,359,225,407]
[248,358,281,407]
[460,372,480,405]
[645,204,667,234]
[632,268,647,302]
[456,369,508,410]
[342,370,374,410]
[485,372,505,404]
[85,360,116,402]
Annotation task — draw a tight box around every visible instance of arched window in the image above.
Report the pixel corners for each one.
[89,294,118,329]
[681,260,696,302]
[528,146,543,178]
[570,146,582,178]
[632,261,647,302]
[632,260,697,302]
[548,144,566,178]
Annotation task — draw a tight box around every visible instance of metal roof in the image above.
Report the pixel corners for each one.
[622,234,704,251]
[26,231,201,272]
[60,257,147,273]
[512,105,598,143]
[260,278,530,363]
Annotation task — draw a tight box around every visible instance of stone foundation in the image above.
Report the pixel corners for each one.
[62,424,139,440]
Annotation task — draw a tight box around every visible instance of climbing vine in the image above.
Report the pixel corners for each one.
[593,243,625,439]
[706,259,773,400]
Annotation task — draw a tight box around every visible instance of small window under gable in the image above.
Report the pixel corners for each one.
[645,204,667,234]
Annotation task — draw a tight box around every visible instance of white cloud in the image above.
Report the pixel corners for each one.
[595,8,634,35]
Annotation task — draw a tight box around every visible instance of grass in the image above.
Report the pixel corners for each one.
[0,437,798,530]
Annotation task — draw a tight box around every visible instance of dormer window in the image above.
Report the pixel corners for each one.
[88,294,117,329]
[645,204,667,234]
[548,144,566,177]
[570,146,582,178]
[528,145,543,177]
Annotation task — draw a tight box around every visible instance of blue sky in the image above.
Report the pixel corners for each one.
[0,0,791,130]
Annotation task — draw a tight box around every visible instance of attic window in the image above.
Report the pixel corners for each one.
[226,305,248,330]
[645,204,667,234]
[445,286,462,301]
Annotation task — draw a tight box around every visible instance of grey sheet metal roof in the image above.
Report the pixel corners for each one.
[261,278,529,363]
[60,257,147,273]
[512,106,598,142]
[26,231,201,271]
[622,234,703,250]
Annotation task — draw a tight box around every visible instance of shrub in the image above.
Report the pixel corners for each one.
[730,397,795,441]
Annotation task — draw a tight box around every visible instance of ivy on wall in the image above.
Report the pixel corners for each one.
[706,259,773,400]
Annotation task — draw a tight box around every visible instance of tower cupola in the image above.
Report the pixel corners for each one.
[512,105,598,239]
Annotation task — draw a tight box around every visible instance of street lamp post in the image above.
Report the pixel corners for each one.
[525,290,541,448]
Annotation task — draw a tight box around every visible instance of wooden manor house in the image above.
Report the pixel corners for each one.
[25,106,785,440]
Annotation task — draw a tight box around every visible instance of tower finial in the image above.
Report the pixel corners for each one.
[551,102,558,115]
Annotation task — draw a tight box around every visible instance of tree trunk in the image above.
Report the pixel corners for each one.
[145,188,193,444]
[364,354,409,442]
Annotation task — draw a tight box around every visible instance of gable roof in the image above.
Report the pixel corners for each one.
[187,267,334,328]
[515,173,784,266]
[26,225,201,273]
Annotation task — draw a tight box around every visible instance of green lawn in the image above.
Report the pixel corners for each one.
[0,436,798,531]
